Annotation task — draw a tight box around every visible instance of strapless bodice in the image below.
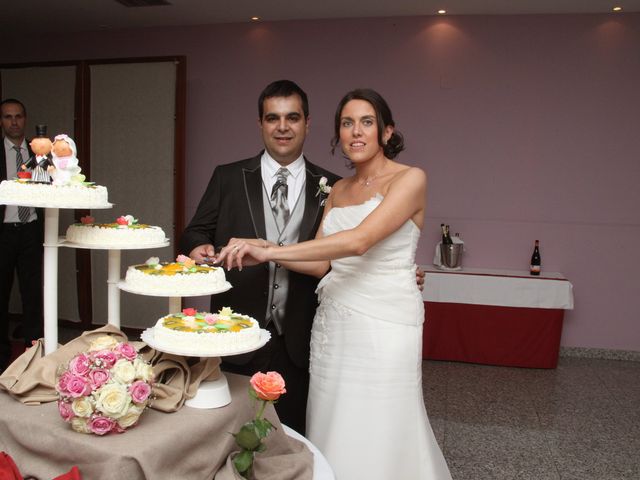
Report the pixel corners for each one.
[316,194,423,325]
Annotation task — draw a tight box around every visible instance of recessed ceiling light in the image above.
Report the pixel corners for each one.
[437,9,446,15]
[612,6,623,11]
[251,16,260,21]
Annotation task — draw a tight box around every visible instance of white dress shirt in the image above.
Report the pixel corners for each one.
[260,151,306,211]
[4,137,36,223]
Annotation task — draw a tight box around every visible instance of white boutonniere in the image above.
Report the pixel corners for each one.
[316,177,332,206]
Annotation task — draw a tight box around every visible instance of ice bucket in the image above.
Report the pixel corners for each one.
[440,243,463,269]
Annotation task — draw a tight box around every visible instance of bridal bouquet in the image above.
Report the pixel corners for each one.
[56,335,155,435]
[232,371,287,479]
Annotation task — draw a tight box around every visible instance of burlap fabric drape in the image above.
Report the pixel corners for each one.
[0,324,220,411]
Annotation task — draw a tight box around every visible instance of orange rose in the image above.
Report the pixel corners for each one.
[250,371,286,401]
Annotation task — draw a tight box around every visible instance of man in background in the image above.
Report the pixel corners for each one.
[0,98,44,372]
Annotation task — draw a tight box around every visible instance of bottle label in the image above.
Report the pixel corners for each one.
[530,265,541,273]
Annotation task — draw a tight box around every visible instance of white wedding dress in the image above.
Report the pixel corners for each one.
[307,194,452,480]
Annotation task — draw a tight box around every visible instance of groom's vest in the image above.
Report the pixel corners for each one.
[262,179,306,334]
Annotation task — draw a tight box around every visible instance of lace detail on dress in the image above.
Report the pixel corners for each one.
[310,297,352,372]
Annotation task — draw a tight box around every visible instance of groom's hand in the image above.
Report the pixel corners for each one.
[189,244,216,263]
[416,266,425,292]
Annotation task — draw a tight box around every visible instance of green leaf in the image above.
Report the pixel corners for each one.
[254,418,273,438]
[234,423,261,450]
[233,450,254,476]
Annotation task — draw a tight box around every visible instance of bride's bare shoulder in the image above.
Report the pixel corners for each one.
[393,165,427,185]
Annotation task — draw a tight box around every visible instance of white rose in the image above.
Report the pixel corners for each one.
[146,256,160,266]
[124,214,136,225]
[319,176,327,186]
[71,397,94,418]
[111,359,136,384]
[134,358,155,382]
[71,417,91,434]
[95,383,131,419]
[219,307,233,319]
[117,403,144,429]
[88,335,119,352]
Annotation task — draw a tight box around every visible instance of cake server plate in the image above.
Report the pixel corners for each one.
[118,280,232,297]
[140,328,271,357]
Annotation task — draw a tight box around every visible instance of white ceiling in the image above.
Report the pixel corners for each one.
[4,0,639,35]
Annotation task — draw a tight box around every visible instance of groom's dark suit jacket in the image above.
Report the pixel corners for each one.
[179,152,340,369]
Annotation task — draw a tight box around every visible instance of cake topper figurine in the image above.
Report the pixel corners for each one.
[49,134,85,186]
[26,124,53,183]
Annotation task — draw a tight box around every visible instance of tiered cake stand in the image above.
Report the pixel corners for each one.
[58,239,170,327]
[0,199,113,354]
[124,279,271,408]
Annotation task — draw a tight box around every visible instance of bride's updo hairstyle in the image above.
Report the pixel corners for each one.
[331,88,405,160]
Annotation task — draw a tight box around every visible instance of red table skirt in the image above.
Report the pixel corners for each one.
[422,301,564,368]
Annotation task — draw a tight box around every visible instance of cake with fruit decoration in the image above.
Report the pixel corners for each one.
[152,307,261,354]
[65,215,166,246]
[122,255,229,295]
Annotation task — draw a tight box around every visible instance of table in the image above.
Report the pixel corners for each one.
[422,266,574,368]
[0,373,314,479]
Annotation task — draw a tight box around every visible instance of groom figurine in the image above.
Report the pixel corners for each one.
[180,80,340,434]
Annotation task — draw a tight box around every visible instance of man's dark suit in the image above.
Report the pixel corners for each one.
[0,140,44,371]
[180,152,339,433]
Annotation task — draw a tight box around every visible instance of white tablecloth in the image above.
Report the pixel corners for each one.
[283,425,335,480]
[421,266,574,309]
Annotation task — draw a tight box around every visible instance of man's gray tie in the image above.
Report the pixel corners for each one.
[13,146,31,223]
[271,167,291,232]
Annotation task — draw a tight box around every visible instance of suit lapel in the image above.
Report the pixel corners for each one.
[242,156,266,239]
[299,162,325,241]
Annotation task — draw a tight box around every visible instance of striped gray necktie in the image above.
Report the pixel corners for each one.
[271,168,291,232]
[13,146,31,223]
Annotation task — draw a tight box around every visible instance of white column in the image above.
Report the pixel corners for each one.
[107,249,121,328]
[43,208,59,354]
[169,296,181,313]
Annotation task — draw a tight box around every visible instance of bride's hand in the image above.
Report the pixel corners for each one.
[217,238,270,271]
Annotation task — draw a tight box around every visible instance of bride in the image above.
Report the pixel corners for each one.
[218,88,452,479]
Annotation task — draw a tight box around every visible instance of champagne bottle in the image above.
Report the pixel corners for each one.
[530,240,541,275]
[441,224,453,245]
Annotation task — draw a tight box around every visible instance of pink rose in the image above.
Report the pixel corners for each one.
[129,380,152,404]
[57,371,74,394]
[92,350,118,369]
[114,342,138,361]
[204,314,218,325]
[89,368,110,389]
[176,254,190,263]
[58,400,75,422]
[66,375,92,398]
[88,415,115,435]
[116,216,128,225]
[68,353,91,377]
[182,307,197,317]
[250,371,287,401]
[80,215,94,225]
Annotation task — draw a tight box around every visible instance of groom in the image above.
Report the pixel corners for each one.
[180,80,340,434]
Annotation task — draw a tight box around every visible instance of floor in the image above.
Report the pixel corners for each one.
[422,358,640,480]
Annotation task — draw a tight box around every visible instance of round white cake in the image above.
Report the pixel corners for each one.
[123,259,228,295]
[66,216,166,246]
[0,179,110,209]
[152,308,261,355]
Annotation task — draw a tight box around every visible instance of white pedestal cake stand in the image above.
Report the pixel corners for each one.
[0,200,113,354]
[117,280,232,314]
[141,327,271,409]
[58,239,170,328]
[120,280,262,408]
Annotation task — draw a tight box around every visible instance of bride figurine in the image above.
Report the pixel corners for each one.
[218,89,452,479]
[49,134,84,186]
